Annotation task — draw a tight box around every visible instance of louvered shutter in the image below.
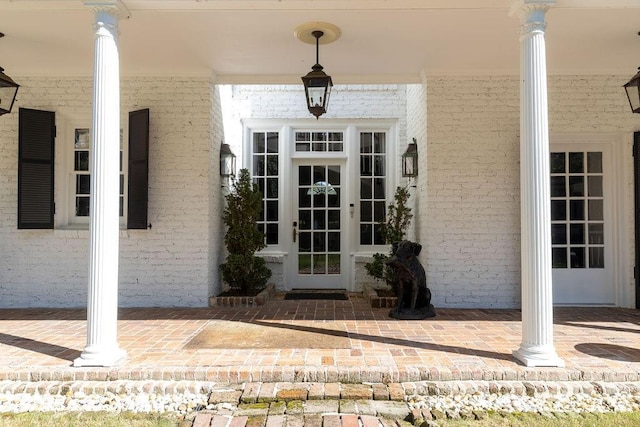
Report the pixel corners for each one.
[127,108,150,229]
[18,108,55,229]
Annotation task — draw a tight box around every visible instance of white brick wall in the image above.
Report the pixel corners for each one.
[425,76,521,308]
[222,84,410,291]
[1,75,636,308]
[423,75,637,308]
[223,84,409,165]
[0,77,224,308]
[406,78,428,242]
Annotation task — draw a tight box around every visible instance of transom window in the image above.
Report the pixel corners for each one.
[295,131,343,152]
[550,151,604,269]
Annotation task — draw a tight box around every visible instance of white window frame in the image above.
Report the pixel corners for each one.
[54,114,128,229]
[243,119,398,254]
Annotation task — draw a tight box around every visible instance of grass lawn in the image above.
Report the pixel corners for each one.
[1,410,640,426]
[0,412,183,427]
[436,411,640,426]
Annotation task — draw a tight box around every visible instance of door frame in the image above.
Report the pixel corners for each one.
[242,119,399,293]
[550,133,631,307]
[288,158,350,289]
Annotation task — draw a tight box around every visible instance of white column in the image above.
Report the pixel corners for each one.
[512,0,564,368]
[74,1,129,368]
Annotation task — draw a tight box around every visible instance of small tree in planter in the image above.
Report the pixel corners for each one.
[364,186,413,292]
[220,168,272,295]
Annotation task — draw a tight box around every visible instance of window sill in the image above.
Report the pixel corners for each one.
[54,226,130,239]
[256,251,287,263]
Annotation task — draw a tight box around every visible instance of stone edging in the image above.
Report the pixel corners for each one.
[4,365,640,383]
[2,380,639,401]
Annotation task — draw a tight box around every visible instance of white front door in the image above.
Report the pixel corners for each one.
[550,148,614,305]
[292,161,348,289]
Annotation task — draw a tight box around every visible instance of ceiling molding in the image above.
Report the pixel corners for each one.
[2,0,639,11]
[215,73,423,85]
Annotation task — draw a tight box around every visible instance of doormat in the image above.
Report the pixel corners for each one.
[284,292,348,301]
[185,321,350,349]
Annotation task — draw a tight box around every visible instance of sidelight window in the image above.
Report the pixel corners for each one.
[253,131,280,245]
[359,131,387,246]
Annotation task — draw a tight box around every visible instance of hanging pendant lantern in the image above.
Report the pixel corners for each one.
[295,22,341,119]
[0,34,19,116]
[301,31,333,119]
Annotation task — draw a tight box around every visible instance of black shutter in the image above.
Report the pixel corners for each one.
[18,108,55,229]
[634,132,640,309]
[127,108,150,229]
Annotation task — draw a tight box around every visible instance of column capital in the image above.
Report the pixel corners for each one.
[511,0,555,35]
[84,1,130,19]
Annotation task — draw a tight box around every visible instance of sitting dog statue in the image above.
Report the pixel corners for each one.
[385,240,436,319]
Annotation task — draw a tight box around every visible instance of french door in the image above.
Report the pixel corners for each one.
[550,147,614,305]
[292,160,348,289]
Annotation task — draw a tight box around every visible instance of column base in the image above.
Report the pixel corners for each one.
[73,346,126,367]
[513,344,565,367]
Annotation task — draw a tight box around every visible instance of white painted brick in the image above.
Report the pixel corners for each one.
[422,75,636,309]
[2,75,637,309]
[0,76,224,308]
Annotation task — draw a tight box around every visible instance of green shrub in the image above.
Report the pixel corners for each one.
[220,168,272,295]
[220,254,271,293]
[364,186,413,288]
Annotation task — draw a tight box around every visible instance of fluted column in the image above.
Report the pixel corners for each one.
[512,0,564,367]
[74,1,129,367]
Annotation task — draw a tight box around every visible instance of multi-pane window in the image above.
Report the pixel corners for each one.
[550,151,604,269]
[295,131,343,152]
[359,132,387,245]
[73,129,91,216]
[73,128,124,218]
[253,132,279,245]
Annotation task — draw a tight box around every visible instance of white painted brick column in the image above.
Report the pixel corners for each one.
[74,1,129,367]
[512,0,564,367]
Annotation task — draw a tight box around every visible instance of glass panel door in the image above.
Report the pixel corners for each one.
[550,149,614,304]
[293,162,346,289]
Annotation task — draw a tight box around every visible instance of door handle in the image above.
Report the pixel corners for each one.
[293,228,297,243]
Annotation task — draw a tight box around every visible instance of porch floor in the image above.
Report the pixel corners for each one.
[1,293,639,383]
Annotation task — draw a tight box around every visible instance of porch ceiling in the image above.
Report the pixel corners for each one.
[1,0,640,83]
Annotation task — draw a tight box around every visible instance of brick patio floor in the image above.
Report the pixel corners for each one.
[1,293,639,383]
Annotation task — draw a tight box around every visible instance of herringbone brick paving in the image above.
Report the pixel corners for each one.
[2,295,640,425]
[0,294,639,382]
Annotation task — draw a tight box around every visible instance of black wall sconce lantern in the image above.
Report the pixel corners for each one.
[624,67,640,114]
[295,22,341,119]
[220,143,236,177]
[0,33,20,117]
[402,138,419,178]
[623,32,640,114]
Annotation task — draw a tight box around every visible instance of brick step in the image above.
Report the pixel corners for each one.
[187,401,413,427]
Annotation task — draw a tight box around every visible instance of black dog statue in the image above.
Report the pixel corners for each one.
[385,240,436,320]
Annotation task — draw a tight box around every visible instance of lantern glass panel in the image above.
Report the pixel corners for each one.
[220,153,236,177]
[307,86,327,109]
[0,85,18,114]
[403,156,416,177]
[401,144,418,177]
